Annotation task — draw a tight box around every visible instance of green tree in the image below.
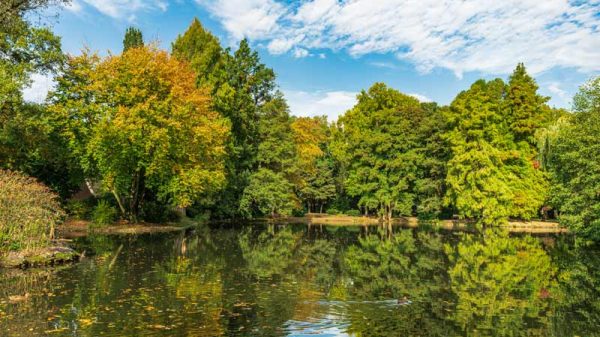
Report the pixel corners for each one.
[507,63,552,146]
[211,39,277,218]
[337,83,425,221]
[549,76,600,238]
[444,79,547,224]
[0,0,75,196]
[122,27,143,52]
[239,168,297,217]
[171,18,225,89]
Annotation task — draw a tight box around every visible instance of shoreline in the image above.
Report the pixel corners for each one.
[249,214,568,234]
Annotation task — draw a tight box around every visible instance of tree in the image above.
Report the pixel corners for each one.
[291,116,335,212]
[507,63,552,146]
[337,83,425,221]
[210,38,277,218]
[239,168,297,217]
[171,18,225,89]
[444,79,547,224]
[50,46,230,221]
[414,103,450,219]
[549,76,600,239]
[122,27,143,52]
[0,0,69,32]
[0,0,74,196]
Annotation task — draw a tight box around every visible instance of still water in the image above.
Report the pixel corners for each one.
[1,224,599,336]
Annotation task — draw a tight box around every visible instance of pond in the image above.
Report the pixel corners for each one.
[1,224,599,336]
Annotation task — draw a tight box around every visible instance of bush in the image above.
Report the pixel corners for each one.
[141,200,180,223]
[292,208,307,217]
[91,200,117,227]
[344,209,361,216]
[0,170,65,253]
[65,199,93,220]
[326,208,341,215]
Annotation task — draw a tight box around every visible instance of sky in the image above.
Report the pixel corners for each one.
[29,0,600,119]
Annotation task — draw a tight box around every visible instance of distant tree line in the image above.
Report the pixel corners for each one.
[2,2,600,240]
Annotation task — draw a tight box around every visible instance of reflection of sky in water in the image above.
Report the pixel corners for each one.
[285,300,407,336]
[285,317,352,337]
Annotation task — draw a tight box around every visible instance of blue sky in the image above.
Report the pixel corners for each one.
[29,0,600,119]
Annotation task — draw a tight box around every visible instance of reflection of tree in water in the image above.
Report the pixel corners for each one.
[341,228,456,336]
[445,229,556,337]
[549,237,600,337]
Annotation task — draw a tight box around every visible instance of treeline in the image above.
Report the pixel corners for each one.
[2,1,600,239]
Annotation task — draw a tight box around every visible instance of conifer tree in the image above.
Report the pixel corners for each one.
[123,27,143,52]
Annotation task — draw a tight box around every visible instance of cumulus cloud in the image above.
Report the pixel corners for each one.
[284,89,357,120]
[66,0,168,21]
[197,0,600,76]
[196,0,284,40]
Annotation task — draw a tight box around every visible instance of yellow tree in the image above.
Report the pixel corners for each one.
[50,46,230,221]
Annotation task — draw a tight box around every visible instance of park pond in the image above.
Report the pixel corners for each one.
[0,223,599,336]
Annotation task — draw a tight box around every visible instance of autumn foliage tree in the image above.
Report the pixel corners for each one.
[50,46,230,221]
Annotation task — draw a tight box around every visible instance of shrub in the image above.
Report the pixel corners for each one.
[326,208,341,215]
[344,209,361,216]
[65,199,93,220]
[141,200,180,223]
[292,208,307,217]
[90,200,117,227]
[0,170,65,253]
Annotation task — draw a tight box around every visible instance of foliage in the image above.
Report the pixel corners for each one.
[65,199,92,220]
[548,76,600,238]
[445,229,556,335]
[336,83,425,220]
[344,209,361,216]
[90,200,117,227]
[50,46,230,221]
[0,169,64,252]
[171,18,225,89]
[292,116,336,213]
[239,168,297,217]
[122,27,143,52]
[444,73,548,224]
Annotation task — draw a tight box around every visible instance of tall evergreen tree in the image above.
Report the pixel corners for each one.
[507,63,551,146]
[444,79,547,224]
[123,27,143,52]
[171,18,225,89]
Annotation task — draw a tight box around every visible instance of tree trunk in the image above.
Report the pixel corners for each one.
[320,203,323,214]
[112,189,126,216]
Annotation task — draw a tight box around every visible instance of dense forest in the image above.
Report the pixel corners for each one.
[2,0,600,249]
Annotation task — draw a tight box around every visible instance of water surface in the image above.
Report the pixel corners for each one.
[1,224,599,336]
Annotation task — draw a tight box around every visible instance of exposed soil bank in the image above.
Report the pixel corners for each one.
[252,213,568,234]
[0,245,80,269]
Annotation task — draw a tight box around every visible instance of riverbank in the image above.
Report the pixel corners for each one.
[252,213,568,234]
[57,219,193,238]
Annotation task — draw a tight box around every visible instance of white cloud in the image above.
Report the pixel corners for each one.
[369,61,398,70]
[548,82,568,100]
[408,93,432,102]
[292,47,309,58]
[67,0,168,21]
[198,0,600,77]
[284,89,357,120]
[22,73,55,103]
[196,0,284,40]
